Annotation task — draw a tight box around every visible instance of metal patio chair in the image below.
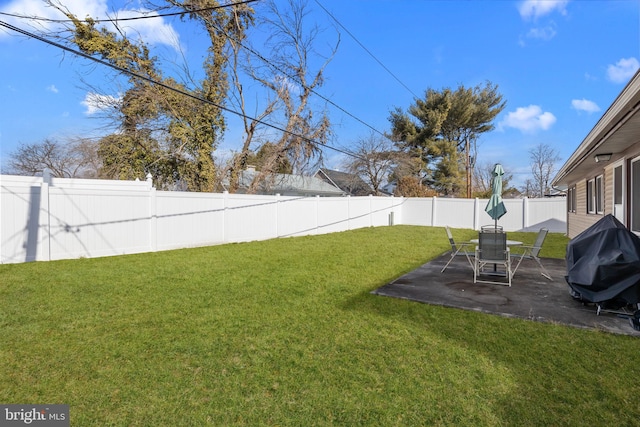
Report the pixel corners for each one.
[474,229,512,286]
[441,226,474,272]
[511,228,552,280]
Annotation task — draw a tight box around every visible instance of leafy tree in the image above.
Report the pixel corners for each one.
[389,82,505,196]
[47,0,333,193]
[238,142,293,174]
[97,132,171,183]
[46,0,254,191]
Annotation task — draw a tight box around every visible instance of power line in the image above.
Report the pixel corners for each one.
[205,14,390,140]
[0,0,260,24]
[0,20,366,162]
[314,0,421,100]
[2,1,391,142]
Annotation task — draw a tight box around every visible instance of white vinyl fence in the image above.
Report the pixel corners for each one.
[0,174,567,264]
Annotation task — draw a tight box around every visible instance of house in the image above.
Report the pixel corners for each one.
[235,167,346,197]
[552,69,640,238]
[315,168,374,196]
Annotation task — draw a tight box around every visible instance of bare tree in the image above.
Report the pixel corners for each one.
[529,143,561,197]
[472,161,494,196]
[7,138,100,178]
[67,137,102,178]
[42,0,253,191]
[342,132,404,195]
[240,0,339,193]
[520,178,537,198]
[394,176,437,197]
[472,161,514,198]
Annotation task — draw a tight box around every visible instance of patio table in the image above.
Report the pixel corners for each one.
[470,239,523,278]
[470,239,522,247]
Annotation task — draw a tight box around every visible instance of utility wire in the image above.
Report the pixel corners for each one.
[314,0,420,100]
[2,1,390,144]
[0,20,366,161]
[0,0,259,23]
[206,16,390,139]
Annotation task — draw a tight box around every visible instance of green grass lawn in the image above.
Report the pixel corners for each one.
[1,225,639,426]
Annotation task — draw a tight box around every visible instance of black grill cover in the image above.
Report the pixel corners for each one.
[566,214,640,304]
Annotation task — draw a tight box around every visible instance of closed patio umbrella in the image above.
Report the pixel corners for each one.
[485,163,507,228]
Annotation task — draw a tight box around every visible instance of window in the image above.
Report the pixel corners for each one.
[614,165,623,205]
[587,179,595,214]
[613,163,624,224]
[595,175,603,214]
[632,158,640,232]
[567,186,576,212]
[587,176,603,215]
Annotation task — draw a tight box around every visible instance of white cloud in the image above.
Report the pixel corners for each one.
[114,9,180,51]
[607,57,640,84]
[47,84,58,93]
[0,0,180,51]
[584,72,597,82]
[274,75,301,95]
[499,105,556,133]
[526,25,557,41]
[518,0,569,20]
[571,99,600,113]
[0,0,108,36]
[81,92,121,115]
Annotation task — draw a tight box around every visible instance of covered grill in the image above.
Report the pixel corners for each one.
[566,214,640,313]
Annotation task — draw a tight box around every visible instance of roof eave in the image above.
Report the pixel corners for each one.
[553,69,640,186]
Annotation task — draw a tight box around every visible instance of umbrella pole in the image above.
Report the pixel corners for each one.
[494,218,498,272]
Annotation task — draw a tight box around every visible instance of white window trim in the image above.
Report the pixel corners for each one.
[587,178,595,214]
[595,174,604,214]
[612,160,625,225]
[568,185,576,213]
[632,156,640,233]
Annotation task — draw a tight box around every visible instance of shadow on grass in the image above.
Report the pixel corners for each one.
[339,280,640,425]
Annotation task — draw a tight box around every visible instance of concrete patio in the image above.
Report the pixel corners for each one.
[373,252,640,337]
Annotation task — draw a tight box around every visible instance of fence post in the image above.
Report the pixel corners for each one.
[41,171,51,261]
[223,191,228,243]
[316,195,320,234]
[431,196,437,227]
[390,195,396,226]
[276,193,281,237]
[523,197,529,230]
[149,188,157,253]
[146,174,157,252]
[347,195,351,230]
[0,176,2,263]
[474,198,480,230]
[369,194,373,227]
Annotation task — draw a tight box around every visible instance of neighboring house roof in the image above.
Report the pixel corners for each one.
[553,69,640,188]
[315,168,373,196]
[503,188,523,199]
[236,168,346,197]
[544,188,566,198]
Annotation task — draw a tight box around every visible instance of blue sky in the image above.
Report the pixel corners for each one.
[1,0,639,187]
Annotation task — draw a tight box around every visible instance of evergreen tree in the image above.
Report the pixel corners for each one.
[389,82,505,196]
